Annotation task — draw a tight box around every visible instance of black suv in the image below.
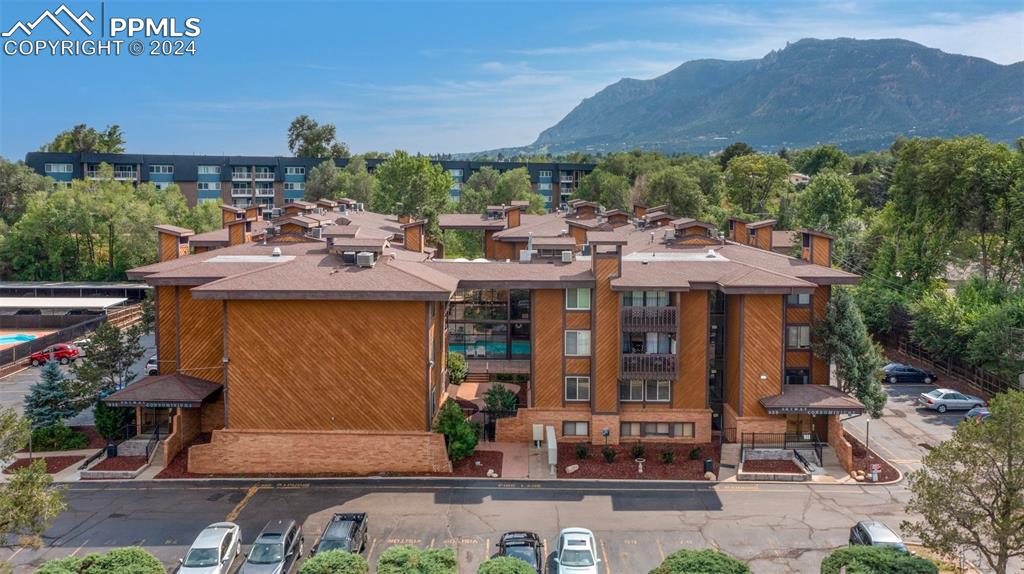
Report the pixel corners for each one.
[311,513,367,556]
[496,531,544,573]
[882,363,936,384]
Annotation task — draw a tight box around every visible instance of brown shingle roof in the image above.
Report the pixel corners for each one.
[103,373,221,408]
[746,219,777,229]
[154,224,194,237]
[531,237,577,249]
[760,384,864,415]
[438,214,507,230]
[426,260,594,288]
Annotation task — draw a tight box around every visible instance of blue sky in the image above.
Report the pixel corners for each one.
[1,1,1021,159]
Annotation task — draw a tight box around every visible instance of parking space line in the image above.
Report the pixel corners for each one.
[429,537,435,549]
[599,539,612,574]
[70,540,88,556]
[9,547,24,560]
[225,485,260,522]
[367,537,377,559]
[656,539,665,561]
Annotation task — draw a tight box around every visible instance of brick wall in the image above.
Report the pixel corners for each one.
[188,429,452,475]
[495,408,713,445]
[735,415,788,436]
[828,414,854,473]
[163,407,201,467]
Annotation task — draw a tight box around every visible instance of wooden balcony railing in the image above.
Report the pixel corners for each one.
[621,353,677,379]
[621,306,678,332]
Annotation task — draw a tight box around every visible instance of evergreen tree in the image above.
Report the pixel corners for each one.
[813,287,887,417]
[24,362,76,428]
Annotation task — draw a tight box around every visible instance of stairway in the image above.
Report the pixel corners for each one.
[464,373,492,385]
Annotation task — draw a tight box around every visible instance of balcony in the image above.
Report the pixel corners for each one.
[621,353,677,379]
[254,171,275,181]
[232,171,252,181]
[621,306,678,333]
[231,187,253,197]
[86,170,99,179]
[113,170,136,180]
[255,186,275,197]
[560,177,574,183]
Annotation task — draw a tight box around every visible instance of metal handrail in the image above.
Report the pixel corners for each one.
[621,353,677,378]
[144,425,162,461]
[793,449,813,472]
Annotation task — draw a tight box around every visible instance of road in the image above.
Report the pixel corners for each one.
[1,479,914,574]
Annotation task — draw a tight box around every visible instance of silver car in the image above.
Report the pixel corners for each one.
[240,519,303,574]
[919,388,985,413]
[180,522,241,574]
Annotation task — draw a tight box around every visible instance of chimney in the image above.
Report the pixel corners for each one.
[221,204,244,228]
[633,203,647,219]
[506,205,522,228]
[227,219,249,247]
[402,220,426,253]
[399,214,413,225]
[154,225,194,262]
[726,218,748,244]
[244,204,263,222]
[799,229,834,267]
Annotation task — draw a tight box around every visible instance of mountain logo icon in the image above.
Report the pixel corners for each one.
[1,4,94,37]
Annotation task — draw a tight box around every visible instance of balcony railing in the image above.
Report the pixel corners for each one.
[255,187,275,196]
[232,171,252,180]
[86,170,99,179]
[560,177,574,183]
[254,171,275,180]
[231,187,253,197]
[621,306,678,333]
[113,170,136,180]
[621,353,677,379]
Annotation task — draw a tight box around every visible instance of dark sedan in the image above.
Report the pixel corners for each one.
[496,531,544,573]
[882,363,936,384]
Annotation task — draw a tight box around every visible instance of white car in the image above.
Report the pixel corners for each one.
[918,388,985,413]
[146,355,158,376]
[180,522,241,574]
[554,527,601,573]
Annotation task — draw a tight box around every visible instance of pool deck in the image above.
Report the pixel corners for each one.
[0,329,54,351]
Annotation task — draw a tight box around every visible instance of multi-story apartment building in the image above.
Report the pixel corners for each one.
[106,200,863,476]
[24,152,596,212]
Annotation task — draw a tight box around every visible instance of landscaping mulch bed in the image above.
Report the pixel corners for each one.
[557,442,720,480]
[72,426,108,450]
[89,456,147,472]
[741,459,804,474]
[4,455,85,474]
[845,431,901,483]
[155,433,211,479]
[448,450,502,478]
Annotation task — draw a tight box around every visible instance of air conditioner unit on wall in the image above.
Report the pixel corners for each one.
[561,251,573,263]
[356,252,375,267]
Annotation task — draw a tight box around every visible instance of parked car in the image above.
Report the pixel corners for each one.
[240,519,303,574]
[180,522,241,574]
[73,338,90,357]
[963,405,990,422]
[14,308,41,315]
[882,363,936,384]
[849,520,909,553]
[918,388,985,413]
[496,531,544,573]
[553,528,600,573]
[28,344,79,366]
[146,355,159,376]
[311,513,367,556]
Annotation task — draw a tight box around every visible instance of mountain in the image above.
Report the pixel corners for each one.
[479,38,1024,156]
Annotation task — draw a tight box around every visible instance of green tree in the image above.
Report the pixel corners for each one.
[432,400,478,462]
[790,144,851,176]
[477,556,535,574]
[36,547,164,574]
[176,200,221,234]
[644,167,707,219]
[299,550,370,574]
[494,168,546,214]
[372,151,453,222]
[288,115,348,158]
[24,362,76,428]
[573,170,631,211]
[723,154,791,214]
[446,352,467,385]
[377,545,457,574]
[0,407,65,547]
[483,383,518,413]
[41,124,125,153]
[718,141,755,169]
[820,546,937,574]
[813,287,886,417]
[967,295,1024,379]
[0,158,53,225]
[305,160,343,201]
[459,167,501,213]
[93,399,132,442]
[69,323,145,406]
[649,548,749,574]
[903,390,1024,574]
[795,169,856,234]
[340,156,378,205]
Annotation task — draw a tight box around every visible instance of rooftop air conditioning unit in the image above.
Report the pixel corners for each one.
[519,250,534,263]
[308,228,322,239]
[356,251,375,267]
[561,251,573,263]
[356,202,364,211]
[271,208,283,217]
[342,251,357,265]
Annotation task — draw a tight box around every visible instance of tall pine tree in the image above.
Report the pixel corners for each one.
[24,362,76,428]
[813,287,887,417]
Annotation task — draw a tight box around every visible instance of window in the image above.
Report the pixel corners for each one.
[565,330,590,356]
[748,227,757,239]
[197,182,220,191]
[153,181,171,190]
[564,376,590,402]
[566,288,591,310]
[198,165,221,175]
[562,421,589,437]
[620,422,641,437]
[622,290,669,307]
[44,163,72,173]
[621,422,694,437]
[538,170,552,178]
[538,182,552,191]
[787,293,811,306]
[787,326,811,349]
[645,380,671,402]
[448,169,463,177]
[284,182,305,191]
[285,166,305,175]
[619,380,644,402]
[149,164,173,174]
[785,368,809,385]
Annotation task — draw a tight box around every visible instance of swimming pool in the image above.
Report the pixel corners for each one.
[0,334,37,344]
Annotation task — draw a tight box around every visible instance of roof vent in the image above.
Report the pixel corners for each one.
[560,229,568,236]
[649,232,655,244]
[706,249,718,259]
[527,231,534,251]
[271,247,282,257]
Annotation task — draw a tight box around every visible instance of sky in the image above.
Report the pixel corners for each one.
[0,0,1021,159]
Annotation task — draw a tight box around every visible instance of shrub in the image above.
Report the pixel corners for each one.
[649,548,750,574]
[688,447,702,460]
[300,549,370,574]
[483,383,518,414]
[602,446,616,463]
[446,352,467,385]
[630,442,646,459]
[377,545,457,574]
[660,450,675,464]
[37,547,164,574]
[477,556,536,574]
[432,400,479,463]
[575,443,589,460]
[820,546,938,574]
[31,423,87,451]
[93,399,132,441]
[24,361,78,428]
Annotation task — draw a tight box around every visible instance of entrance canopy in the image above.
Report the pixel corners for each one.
[760,384,864,416]
[103,373,221,408]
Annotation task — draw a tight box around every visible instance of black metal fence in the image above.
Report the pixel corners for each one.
[740,432,823,464]
[0,314,105,367]
[477,409,517,442]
